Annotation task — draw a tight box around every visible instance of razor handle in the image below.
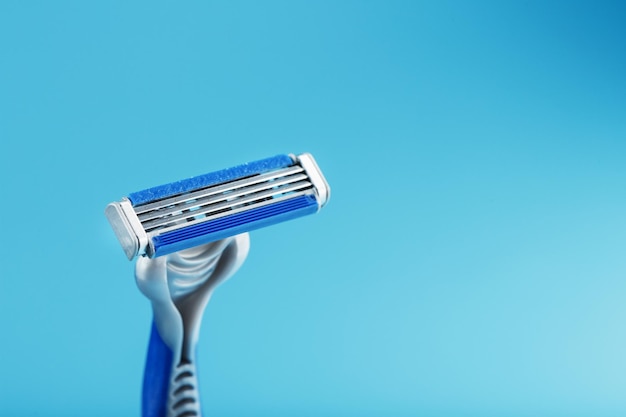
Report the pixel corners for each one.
[143,322,202,417]
[137,236,250,417]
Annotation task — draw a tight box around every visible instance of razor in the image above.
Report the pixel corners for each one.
[106,153,330,260]
[105,153,330,417]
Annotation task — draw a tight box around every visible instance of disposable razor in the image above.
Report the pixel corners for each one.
[105,153,330,417]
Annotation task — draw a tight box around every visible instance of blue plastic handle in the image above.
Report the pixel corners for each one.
[142,321,174,417]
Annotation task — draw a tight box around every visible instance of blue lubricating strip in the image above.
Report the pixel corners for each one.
[151,195,318,257]
[142,321,173,417]
[128,154,294,207]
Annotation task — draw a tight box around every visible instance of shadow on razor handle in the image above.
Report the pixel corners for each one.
[143,322,202,417]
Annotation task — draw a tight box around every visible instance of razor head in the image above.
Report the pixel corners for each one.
[105,153,330,260]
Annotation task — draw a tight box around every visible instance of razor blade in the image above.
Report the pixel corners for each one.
[105,153,330,260]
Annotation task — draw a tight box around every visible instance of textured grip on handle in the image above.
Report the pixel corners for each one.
[142,321,202,417]
[168,362,201,417]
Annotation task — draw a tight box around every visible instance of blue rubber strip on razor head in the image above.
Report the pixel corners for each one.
[128,154,294,207]
[151,195,318,257]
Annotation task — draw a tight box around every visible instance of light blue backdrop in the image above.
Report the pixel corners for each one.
[1,1,625,416]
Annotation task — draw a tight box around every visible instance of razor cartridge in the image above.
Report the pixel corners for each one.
[105,153,330,260]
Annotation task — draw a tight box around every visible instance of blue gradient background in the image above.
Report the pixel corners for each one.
[1,1,625,416]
